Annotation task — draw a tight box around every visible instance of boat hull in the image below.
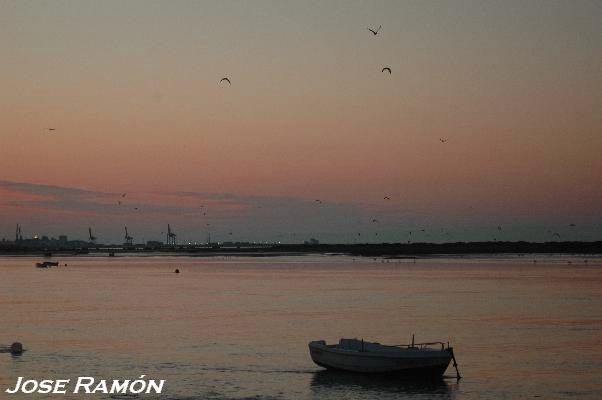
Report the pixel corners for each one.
[309,341,452,376]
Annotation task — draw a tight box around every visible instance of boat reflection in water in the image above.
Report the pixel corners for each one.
[310,369,455,399]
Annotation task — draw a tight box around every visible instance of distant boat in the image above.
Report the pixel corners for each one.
[36,261,59,268]
[309,337,460,378]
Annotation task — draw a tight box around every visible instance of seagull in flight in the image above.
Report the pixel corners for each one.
[220,77,231,85]
[384,196,390,200]
[368,25,382,36]
[381,67,391,74]
[46,128,56,132]
[439,138,448,143]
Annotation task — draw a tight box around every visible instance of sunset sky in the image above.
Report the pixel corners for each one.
[1,0,601,243]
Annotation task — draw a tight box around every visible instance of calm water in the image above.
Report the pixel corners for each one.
[1,254,601,399]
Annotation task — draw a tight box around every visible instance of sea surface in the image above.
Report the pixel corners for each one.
[1,254,601,399]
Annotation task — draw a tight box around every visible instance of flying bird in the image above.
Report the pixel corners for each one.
[367,25,382,36]
[220,77,231,85]
[384,196,390,200]
[439,138,448,143]
[315,199,322,204]
[46,128,56,132]
[381,67,391,74]
[372,219,379,223]
[569,223,576,227]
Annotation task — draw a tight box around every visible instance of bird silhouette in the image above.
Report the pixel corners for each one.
[315,199,322,204]
[122,193,127,198]
[381,67,391,74]
[384,196,390,200]
[372,219,378,223]
[368,25,382,35]
[46,128,56,132]
[569,223,576,227]
[439,138,448,143]
[220,77,231,85]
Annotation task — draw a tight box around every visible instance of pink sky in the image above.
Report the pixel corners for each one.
[1,1,600,242]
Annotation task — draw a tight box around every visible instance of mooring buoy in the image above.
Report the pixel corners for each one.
[10,342,23,355]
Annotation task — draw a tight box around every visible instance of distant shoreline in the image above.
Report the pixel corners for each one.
[1,241,601,257]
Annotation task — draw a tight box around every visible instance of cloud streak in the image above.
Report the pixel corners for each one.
[1,180,599,244]
[0,180,416,243]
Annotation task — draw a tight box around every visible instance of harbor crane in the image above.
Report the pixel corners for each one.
[15,224,23,241]
[167,224,177,246]
[124,226,133,246]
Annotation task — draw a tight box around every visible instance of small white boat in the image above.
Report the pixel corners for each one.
[309,337,460,378]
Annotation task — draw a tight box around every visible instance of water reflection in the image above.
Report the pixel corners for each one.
[310,370,456,399]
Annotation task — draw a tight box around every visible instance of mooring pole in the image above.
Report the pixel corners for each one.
[449,347,461,380]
